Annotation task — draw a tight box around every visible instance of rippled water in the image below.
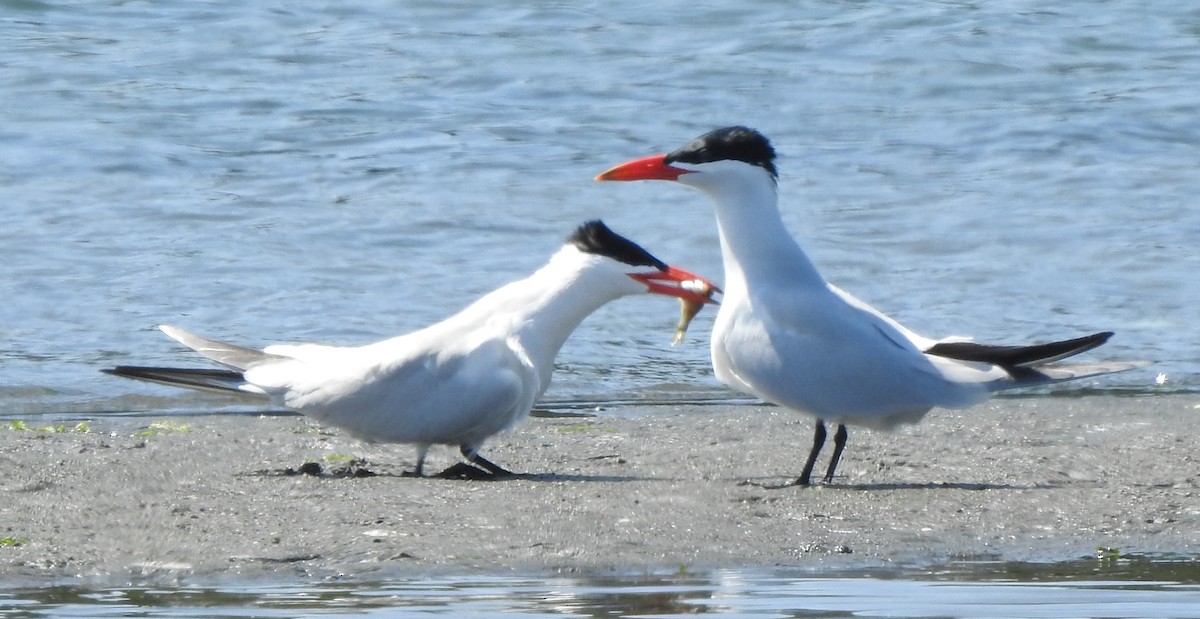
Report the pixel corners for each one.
[2,560,1199,618]
[2,2,1196,417]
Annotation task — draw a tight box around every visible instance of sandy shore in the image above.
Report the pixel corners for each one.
[1,394,1196,586]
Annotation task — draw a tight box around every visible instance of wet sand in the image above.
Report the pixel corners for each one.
[1,394,1196,586]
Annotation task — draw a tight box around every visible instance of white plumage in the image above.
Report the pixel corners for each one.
[598,126,1144,485]
[106,221,718,478]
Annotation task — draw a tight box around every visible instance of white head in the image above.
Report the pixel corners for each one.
[594,128,821,288]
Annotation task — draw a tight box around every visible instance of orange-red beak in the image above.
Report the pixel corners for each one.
[629,266,721,305]
[595,154,691,182]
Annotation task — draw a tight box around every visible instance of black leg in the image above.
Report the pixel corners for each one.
[468,454,514,478]
[459,445,516,479]
[794,420,827,486]
[433,462,495,480]
[402,446,429,478]
[822,424,848,484]
[401,460,425,478]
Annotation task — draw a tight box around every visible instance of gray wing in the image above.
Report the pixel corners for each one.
[159,324,287,370]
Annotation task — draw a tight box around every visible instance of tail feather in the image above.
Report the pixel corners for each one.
[987,360,1152,391]
[925,331,1113,369]
[159,324,284,370]
[102,366,266,398]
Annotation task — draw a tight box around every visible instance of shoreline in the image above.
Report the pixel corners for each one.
[1,395,1196,587]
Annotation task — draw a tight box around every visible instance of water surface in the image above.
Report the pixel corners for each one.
[2,0,1194,419]
[2,559,1199,618]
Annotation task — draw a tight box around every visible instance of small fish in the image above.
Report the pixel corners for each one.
[672,279,719,345]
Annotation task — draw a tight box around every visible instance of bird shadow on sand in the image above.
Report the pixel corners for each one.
[509,471,659,483]
[241,462,385,479]
[738,479,1053,492]
[241,465,654,484]
[833,480,1048,491]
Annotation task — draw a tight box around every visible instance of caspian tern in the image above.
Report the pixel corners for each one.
[597,126,1144,486]
[104,221,719,479]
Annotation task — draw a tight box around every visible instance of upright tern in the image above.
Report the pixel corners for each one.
[597,126,1143,486]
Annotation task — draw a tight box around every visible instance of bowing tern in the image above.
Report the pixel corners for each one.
[105,221,718,479]
[597,126,1143,486]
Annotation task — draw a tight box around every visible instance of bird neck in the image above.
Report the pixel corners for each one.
[704,178,825,292]
[492,251,631,395]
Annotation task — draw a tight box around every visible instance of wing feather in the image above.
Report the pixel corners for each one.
[243,335,534,446]
[159,325,285,370]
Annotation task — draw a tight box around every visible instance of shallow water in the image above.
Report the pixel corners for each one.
[1,0,1195,419]
[2,559,1199,618]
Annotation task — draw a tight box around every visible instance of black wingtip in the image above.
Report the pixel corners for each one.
[101,366,147,376]
[1064,331,1114,357]
[925,331,1116,369]
[105,365,243,379]
[101,365,249,395]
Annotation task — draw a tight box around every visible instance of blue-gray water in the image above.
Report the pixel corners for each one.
[2,561,1200,618]
[3,0,1196,419]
